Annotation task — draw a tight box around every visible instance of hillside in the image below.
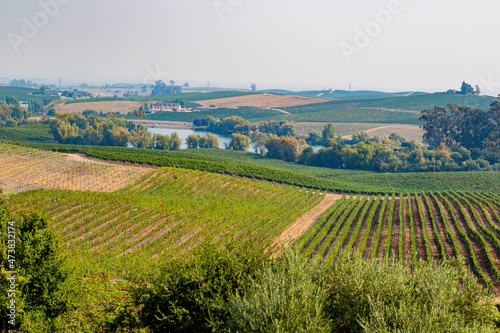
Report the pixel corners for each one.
[6,166,323,275]
[0,85,60,102]
[297,192,500,292]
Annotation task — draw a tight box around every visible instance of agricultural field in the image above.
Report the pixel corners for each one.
[0,85,60,103]
[64,91,253,105]
[5,167,324,276]
[0,143,153,193]
[194,93,326,108]
[258,106,422,124]
[0,124,53,143]
[56,101,146,114]
[294,122,425,142]
[19,142,500,194]
[129,106,282,122]
[297,192,500,291]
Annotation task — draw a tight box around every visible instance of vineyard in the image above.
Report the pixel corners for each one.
[5,167,324,275]
[0,143,153,193]
[296,192,500,291]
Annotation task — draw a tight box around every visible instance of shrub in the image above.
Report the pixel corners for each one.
[323,247,498,333]
[228,250,330,332]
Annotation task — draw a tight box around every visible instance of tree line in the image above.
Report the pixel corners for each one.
[0,98,37,128]
[420,101,500,165]
[49,112,184,150]
[193,110,500,172]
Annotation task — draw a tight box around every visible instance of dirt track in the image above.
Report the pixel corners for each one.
[273,193,343,249]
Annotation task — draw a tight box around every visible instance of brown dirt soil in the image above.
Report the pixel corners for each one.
[441,195,497,288]
[411,197,428,261]
[0,144,155,193]
[273,193,343,249]
[375,200,390,260]
[417,195,442,262]
[427,196,455,259]
[390,198,401,259]
[56,101,146,114]
[342,124,424,142]
[194,93,326,108]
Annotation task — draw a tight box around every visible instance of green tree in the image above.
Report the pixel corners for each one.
[207,133,219,148]
[322,123,336,142]
[5,96,19,106]
[171,132,182,150]
[228,133,251,151]
[39,85,51,95]
[0,208,72,331]
[307,130,322,145]
[250,133,268,155]
[187,134,200,149]
[460,81,475,95]
[155,133,172,150]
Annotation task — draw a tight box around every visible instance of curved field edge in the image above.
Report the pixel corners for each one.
[4,167,325,276]
[11,141,500,195]
[296,192,500,293]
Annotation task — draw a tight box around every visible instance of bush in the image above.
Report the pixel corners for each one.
[323,247,498,333]
[228,250,330,332]
[108,240,271,332]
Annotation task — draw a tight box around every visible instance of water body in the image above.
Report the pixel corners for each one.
[147,127,233,150]
[146,127,323,151]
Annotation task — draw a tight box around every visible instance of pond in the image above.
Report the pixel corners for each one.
[146,127,323,151]
[147,127,234,150]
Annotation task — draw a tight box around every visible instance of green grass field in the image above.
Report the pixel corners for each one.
[0,124,54,142]
[124,106,282,121]
[0,85,60,103]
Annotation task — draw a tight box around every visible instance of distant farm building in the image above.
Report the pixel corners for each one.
[149,102,181,112]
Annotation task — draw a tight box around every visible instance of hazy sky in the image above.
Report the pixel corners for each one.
[1,0,499,94]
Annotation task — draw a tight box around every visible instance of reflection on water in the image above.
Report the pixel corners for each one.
[147,127,233,150]
[144,127,322,152]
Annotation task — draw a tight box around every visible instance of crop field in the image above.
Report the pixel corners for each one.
[0,124,53,142]
[0,85,60,102]
[56,101,146,114]
[262,107,422,124]
[17,142,500,194]
[64,91,254,106]
[297,192,500,291]
[130,106,282,122]
[0,143,153,193]
[6,167,324,275]
[294,122,424,142]
[194,93,326,108]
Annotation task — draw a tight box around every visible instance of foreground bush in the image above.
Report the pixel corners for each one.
[109,245,499,332]
[228,250,329,332]
[323,247,499,333]
[108,240,271,332]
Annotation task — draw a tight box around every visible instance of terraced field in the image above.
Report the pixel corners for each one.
[6,167,324,275]
[297,192,500,292]
[0,143,154,193]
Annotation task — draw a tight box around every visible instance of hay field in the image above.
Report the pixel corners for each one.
[56,101,146,114]
[194,93,326,108]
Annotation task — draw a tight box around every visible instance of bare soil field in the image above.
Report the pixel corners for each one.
[0,143,155,193]
[194,93,326,108]
[56,101,146,114]
[294,122,424,143]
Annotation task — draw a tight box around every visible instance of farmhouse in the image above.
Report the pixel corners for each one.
[150,102,181,112]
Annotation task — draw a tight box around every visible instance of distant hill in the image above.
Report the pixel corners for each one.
[0,85,60,103]
[259,89,428,100]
